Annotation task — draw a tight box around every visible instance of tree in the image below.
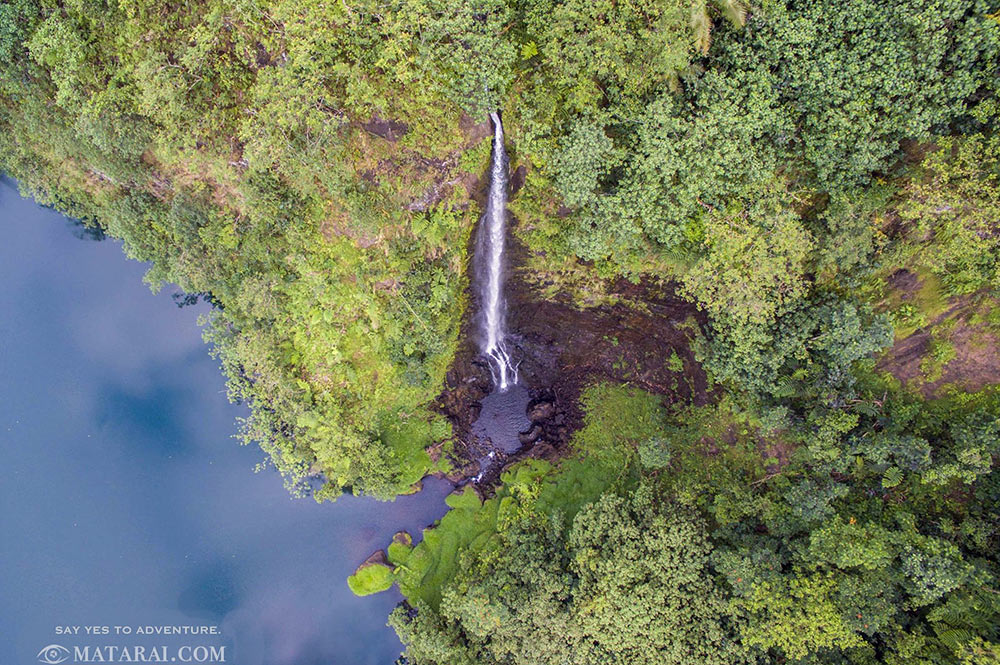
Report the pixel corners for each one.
[900,135,1000,296]
[682,190,813,327]
[738,571,865,659]
[392,486,749,665]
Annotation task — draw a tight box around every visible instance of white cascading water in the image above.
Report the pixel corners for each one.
[477,112,517,391]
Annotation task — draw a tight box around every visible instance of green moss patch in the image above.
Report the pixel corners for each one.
[347,562,395,597]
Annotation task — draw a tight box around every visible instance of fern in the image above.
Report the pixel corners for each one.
[713,0,748,28]
[690,0,712,55]
[929,587,1000,648]
[882,466,904,488]
[937,628,976,651]
[690,0,746,56]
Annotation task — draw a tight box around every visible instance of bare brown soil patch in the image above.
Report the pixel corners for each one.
[887,268,921,297]
[878,291,1000,398]
[924,325,1000,396]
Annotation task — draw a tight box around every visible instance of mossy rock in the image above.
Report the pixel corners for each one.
[347,550,395,596]
[388,531,413,566]
[347,564,394,596]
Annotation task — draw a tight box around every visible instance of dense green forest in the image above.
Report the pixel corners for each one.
[3,0,1000,662]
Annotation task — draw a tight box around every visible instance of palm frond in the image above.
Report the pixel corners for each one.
[690,0,712,55]
[713,0,747,28]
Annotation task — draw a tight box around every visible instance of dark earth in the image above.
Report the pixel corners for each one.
[378,120,717,491]
[435,227,712,490]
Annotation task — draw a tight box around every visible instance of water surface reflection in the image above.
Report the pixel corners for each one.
[0,178,451,664]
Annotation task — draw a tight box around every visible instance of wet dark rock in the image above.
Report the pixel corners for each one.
[361,115,408,142]
[525,442,557,462]
[888,269,921,300]
[518,424,543,446]
[459,113,492,146]
[445,460,480,483]
[511,164,527,195]
[253,42,271,68]
[505,232,712,424]
[361,549,389,568]
[431,174,710,490]
[472,384,532,456]
[392,531,412,547]
[527,400,555,423]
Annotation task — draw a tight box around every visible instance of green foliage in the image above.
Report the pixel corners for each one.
[0,0,486,499]
[755,0,997,190]
[900,135,1000,297]
[812,184,893,284]
[898,536,973,606]
[637,436,672,469]
[359,0,517,117]
[535,384,666,521]
[565,489,746,665]
[523,0,693,113]
[347,562,395,596]
[807,517,896,571]
[393,485,751,665]
[368,354,1000,665]
[524,0,999,270]
[929,587,1000,661]
[682,191,813,327]
[921,337,958,382]
[570,383,667,459]
[0,0,39,65]
[392,485,497,609]
[388,380,1000,663]
[387,383,668,613]
[739,571,866,659]
[553,120,616,210]
[921,411,1000,486]
[700,294,893,404]
[3,3,1000,662]
[4,0,997,505]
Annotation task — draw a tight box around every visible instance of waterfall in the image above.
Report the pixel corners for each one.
[476,112,517,391]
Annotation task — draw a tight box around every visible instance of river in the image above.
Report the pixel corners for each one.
[0,177,452,665]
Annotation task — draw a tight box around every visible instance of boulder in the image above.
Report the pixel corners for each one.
[527,400,555,423]
[525,442,557,461]
[446,459,480,483]
[518,424,543,446]
[361,549,389,568]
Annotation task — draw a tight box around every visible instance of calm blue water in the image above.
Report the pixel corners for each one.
[0,178,451,665]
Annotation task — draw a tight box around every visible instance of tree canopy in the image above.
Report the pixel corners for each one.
[2,1,1000,662]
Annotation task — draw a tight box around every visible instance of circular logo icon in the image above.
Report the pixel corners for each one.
[37,644,71,664]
